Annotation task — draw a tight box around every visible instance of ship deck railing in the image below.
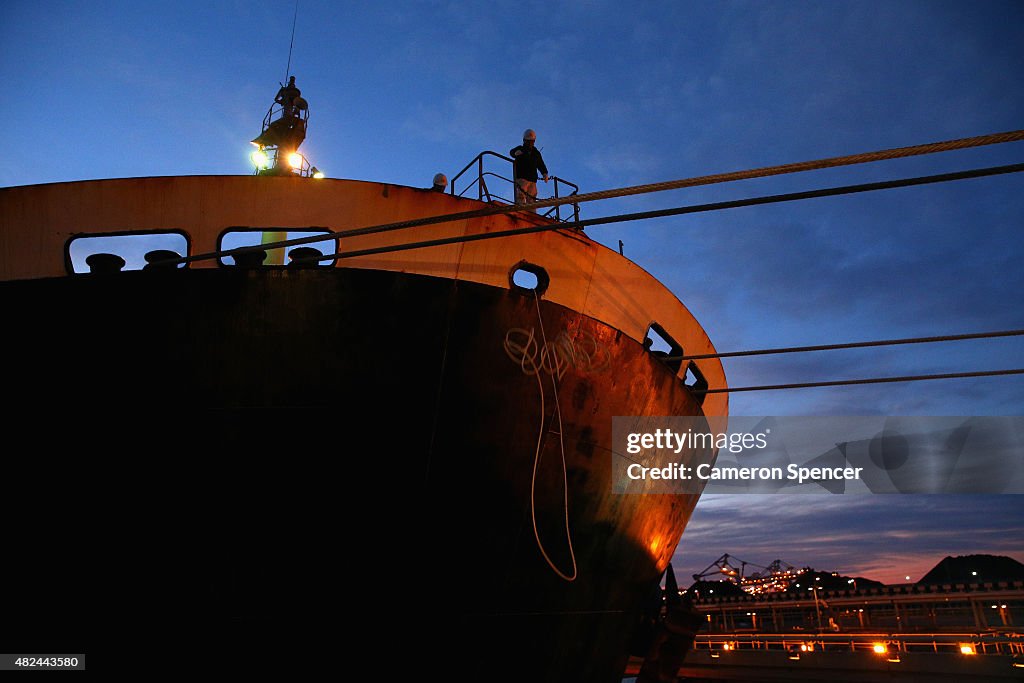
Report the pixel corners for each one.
[449,150,580,223]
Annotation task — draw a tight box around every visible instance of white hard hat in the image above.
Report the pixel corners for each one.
[433,173,448,187]
[523,129,537,141]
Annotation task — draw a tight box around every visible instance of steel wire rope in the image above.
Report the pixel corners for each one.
[302,163,1024,262]
[667,329,1024,361]
[168,130,1024,266]
[694,368,1024,394]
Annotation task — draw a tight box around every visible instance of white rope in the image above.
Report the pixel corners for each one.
[502,296,578,582]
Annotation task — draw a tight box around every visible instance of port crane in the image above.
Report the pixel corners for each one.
[692,554,803,594]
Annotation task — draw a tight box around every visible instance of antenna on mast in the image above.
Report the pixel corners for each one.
[284,0,299,82]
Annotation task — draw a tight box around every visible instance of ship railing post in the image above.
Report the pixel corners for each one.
[478,156,484,201]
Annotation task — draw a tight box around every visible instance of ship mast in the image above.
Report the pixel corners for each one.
[246,1,324,265]
[248,1,321,180]
[249,78,317,178]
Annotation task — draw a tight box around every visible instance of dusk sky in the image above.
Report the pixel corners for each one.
[3,1,1022,584]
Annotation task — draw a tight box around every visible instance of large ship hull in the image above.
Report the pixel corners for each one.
[0,175,727,678]
[4,267,707,679]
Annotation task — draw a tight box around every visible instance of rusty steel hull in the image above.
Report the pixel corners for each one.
[1,267,708,679]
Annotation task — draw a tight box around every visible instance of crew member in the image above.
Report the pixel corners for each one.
[275,76,302,118]
[510,129,549,210]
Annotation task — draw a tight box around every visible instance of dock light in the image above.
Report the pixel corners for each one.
[250,150,269,169]
[972,571,977,576]
[960,645,976,655]
[311,167,325,179]
[288,152,303,169]
[722,643,731,651]
[873,644,887,654]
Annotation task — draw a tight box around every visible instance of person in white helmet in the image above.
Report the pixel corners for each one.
[510,129,549,211]
[430,173,448,192]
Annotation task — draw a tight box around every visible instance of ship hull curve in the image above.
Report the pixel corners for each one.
[1,267,709,680]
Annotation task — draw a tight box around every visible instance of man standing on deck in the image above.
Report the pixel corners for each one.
[510,129,549,211]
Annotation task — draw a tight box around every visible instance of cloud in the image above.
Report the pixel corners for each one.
[401,82,563,147]
[583,144,663,182]
[674,495,1024,584]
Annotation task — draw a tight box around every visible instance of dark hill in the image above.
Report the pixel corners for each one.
[919,554,1024,584]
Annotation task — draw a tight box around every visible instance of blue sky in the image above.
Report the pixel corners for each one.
[3,1,1022,584]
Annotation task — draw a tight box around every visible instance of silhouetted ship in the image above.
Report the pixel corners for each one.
[0,90,727,680]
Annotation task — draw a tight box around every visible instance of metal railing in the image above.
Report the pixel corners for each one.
[449,151,580,223]
[252,104,313,177]
[260,103,309,136]
[696,632,1024,656]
